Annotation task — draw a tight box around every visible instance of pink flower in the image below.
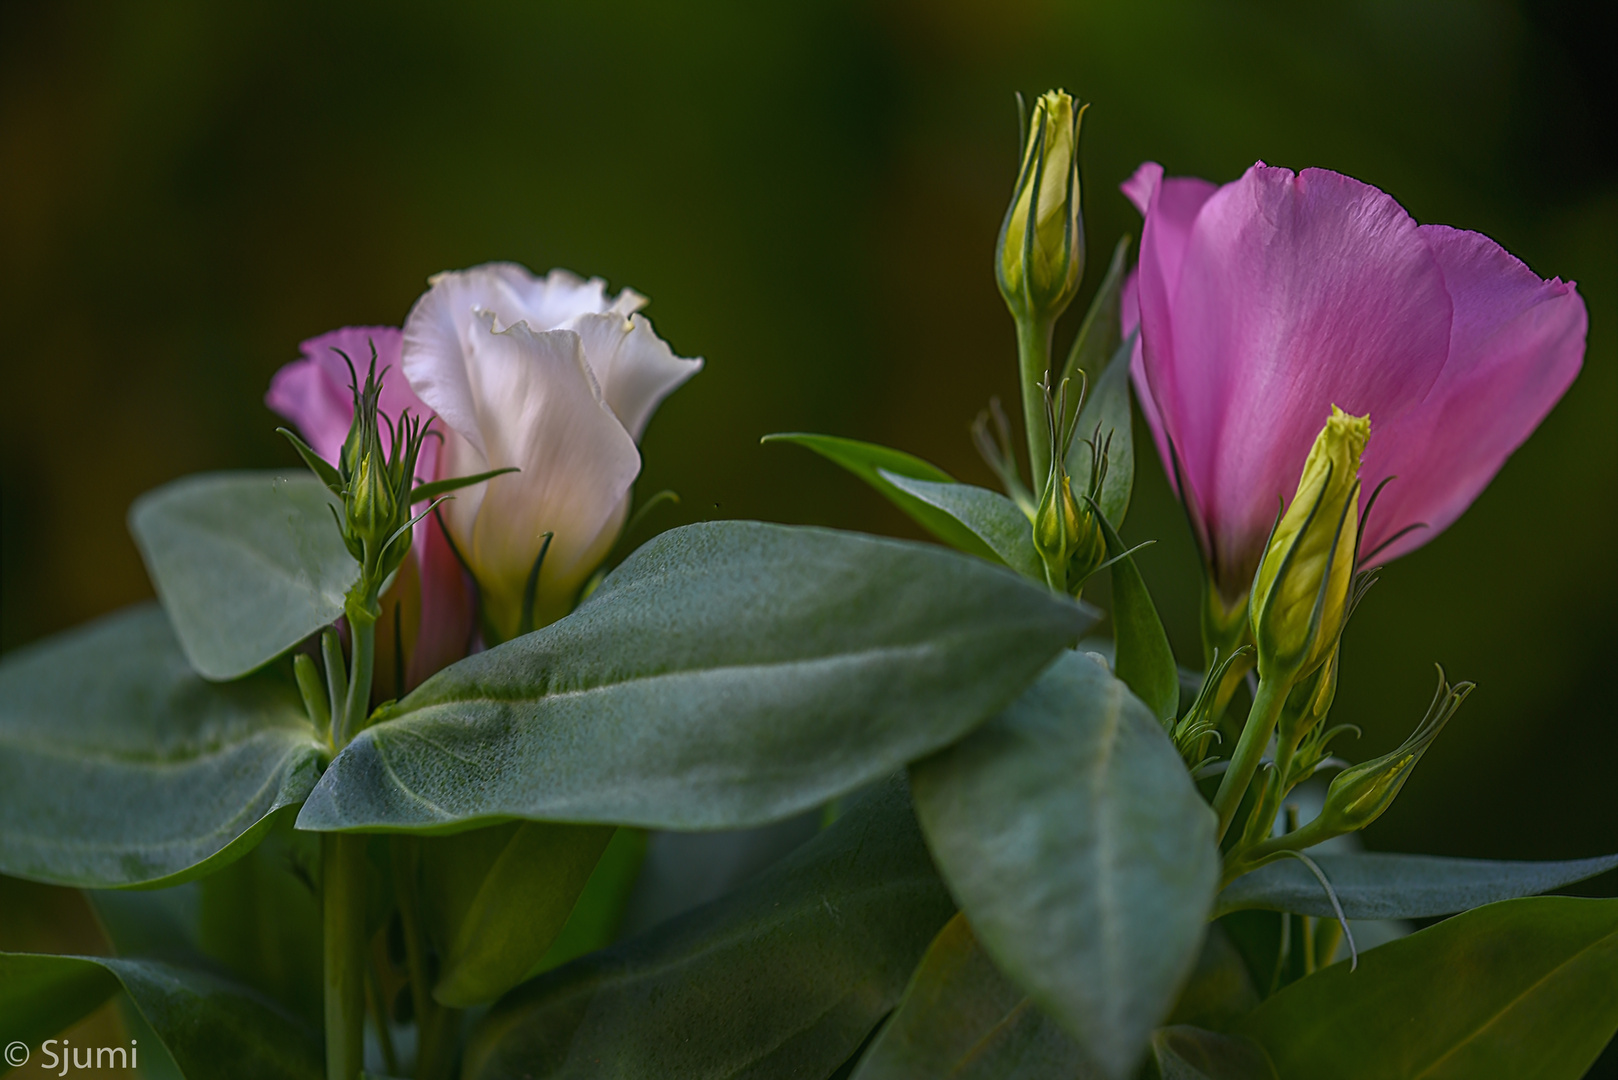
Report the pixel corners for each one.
[1121,161,1587,607]
[267,326,475,688]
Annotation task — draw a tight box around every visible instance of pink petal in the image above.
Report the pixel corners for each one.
[1148,164,1455,593]
[408,511,476,688]
[1358,226,1587,562]
[265,359,352,463]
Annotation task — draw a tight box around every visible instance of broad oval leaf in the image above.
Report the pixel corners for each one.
[130,470,358,680]
[461,777,955,1080]
[1093,506,1178,725]
[911,651,1218,1080]
[760,433,1004,563]
[1216,851,1618,921]
[0,605,325,888]
[1148,1027,1277,1080]
[878,471,1043,580]
[852,912,1099,1080]
[298,521,1092,833]
[1236,896,1618,1080]
[0,952,321,1079]
[420,821,615,1008]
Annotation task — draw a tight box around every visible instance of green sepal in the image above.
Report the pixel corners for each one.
[1089,496,1179,726]
[408,466,520,506]
[276,426,343,496]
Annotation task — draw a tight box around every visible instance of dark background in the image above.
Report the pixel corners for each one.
[2,0,1613,893]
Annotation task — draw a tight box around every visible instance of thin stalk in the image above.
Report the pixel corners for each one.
[341,601,377,744]
[322,833,368,1080]
[1212,674,1290,842]
[391,838,434,1068]
[365,961,399,1078]
[1016,314,1056,498]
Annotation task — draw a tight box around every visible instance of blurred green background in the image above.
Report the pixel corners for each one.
[2,0,1612,888]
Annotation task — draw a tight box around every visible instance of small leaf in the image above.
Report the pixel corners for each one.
[1059,235,1131,398]
[461,777,955,1080]
[763,433,1003,562]
[0,952,322,1079]
[420,821,615,1008]
[1068,333,1137,528]
[1148,1027,1277,1080]
[852,912,1099,1080]
[1091,503,1179,725]
[298,521,1092,833]
[129,470,359,680]
[911,652,1219,1080]
[1236,896,1618,1080]
[878,470,1043,579]
[409,465,520,505]
[1216,851,1618,921]
[526,827,647,975]
[0,604,324,889]
[276,427,343,495]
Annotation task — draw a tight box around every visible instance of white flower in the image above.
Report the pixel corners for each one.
[401,263,702,640]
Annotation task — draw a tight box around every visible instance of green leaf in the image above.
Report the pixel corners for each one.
[1236,896,1618,1080]
[409,465,521,505]
[0,952,322,1079]
[1217,851,1618,921]
[298,521,1092,833]
[528,827,647,975]
[1059,235,1131,398]
[1165,925,1261,1031]
[877,470,1043,579]
[0,604,325,889]
[461,776,955,1080]
[762,433,1003,562]
[852,912,1099,1080]
[420,821,615,1007]
[1068,333,1137,529]
[910,651,1219,1080]
[1091,500,1178,725]
[129,470,359,680]
[1147,1027,1277,1080]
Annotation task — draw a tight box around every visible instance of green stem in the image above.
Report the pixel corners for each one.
[323,833,368,1080]
[341,603,377,745]
[392,837,460,1080]
[1016,314,1056,499]
[1212,674,1289,842]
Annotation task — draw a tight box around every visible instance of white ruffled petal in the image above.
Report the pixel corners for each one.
[567,311,704,442]
[458,317,641,638]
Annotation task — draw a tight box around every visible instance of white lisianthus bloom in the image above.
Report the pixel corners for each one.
[401,263,702,641]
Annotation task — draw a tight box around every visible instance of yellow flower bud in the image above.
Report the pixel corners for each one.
[1250,406,1369,681]
[997,90,1085,321]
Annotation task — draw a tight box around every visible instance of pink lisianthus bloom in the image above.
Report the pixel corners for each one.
[1120,161,1587,645]
[266,326,475,691]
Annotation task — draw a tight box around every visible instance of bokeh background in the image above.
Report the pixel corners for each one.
[3,0,1612,907]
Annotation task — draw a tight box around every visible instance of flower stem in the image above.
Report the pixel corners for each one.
[1016,314,1056,500]
[322,832,368,1080]
[392,837,460,1080]
[1212,673,1289,842]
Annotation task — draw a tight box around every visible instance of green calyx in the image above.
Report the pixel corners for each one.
[1031,376,1106,596]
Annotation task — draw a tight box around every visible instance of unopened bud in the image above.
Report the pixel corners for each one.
[997,90,1085,322]
[1314,668,1471,840]
[1250,407,1368,681]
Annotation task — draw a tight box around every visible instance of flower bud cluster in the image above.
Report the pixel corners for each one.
[1031,377,1106,596]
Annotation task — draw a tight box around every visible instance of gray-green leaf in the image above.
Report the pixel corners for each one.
[761,433,1004,563]
[0,604,325,888]
[1092,503,1178,725]
[1216,851,1618,921]
[852,912,1101,1080]
[1148,1027,1277,1080]
[129,471,358,680]
[1235,897,1618,1080]
[878,471,1042,580]
[0,952,322,1080]
[911,651,1219,1080]
[461,776,955,1080]
[298,521,1092,833]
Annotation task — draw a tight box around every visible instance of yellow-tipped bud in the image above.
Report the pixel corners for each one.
[997,90,1085,321]
[1250,407,1369,681]
[1034,474,1105,594]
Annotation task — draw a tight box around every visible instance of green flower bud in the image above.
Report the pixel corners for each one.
[1313,668,1470,842]
[1250,406,1369,681]
[997,90,1085,322]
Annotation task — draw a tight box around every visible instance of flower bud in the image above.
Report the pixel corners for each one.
[1313,668,1471,841]
[1033,474,1104,593]
[997,90,1085,322]
[1250,407,1368,681]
